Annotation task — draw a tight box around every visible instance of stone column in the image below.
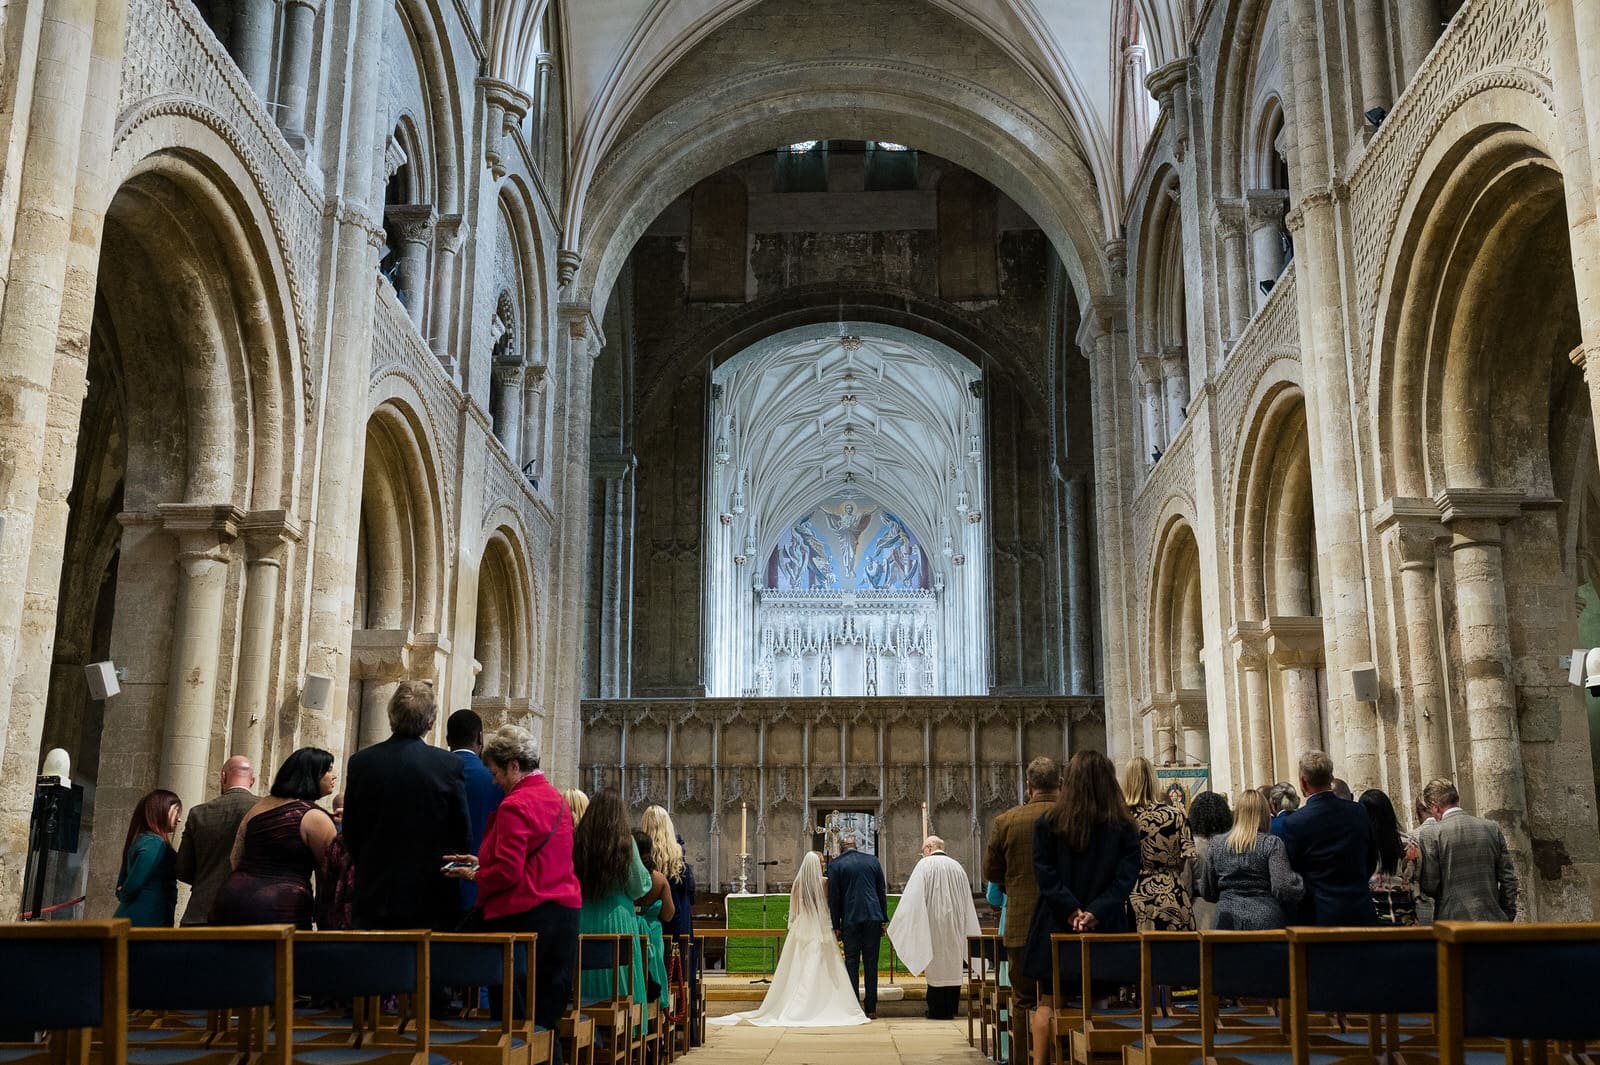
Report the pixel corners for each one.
[521,365,548,474]
[1396,2,1440,86]
[595,452,637,699]
[479,78,532,179]
[1153,700,1177,765]
[1232,622,1274,786]
[384,204,436,328]
[429,215,468,372]
[1161,345,1189,443]
[157,504,243,815]
[1267,616,1325,762]
[1063,474,1093,693]
[1212,200,1251,343]
[232,513,302,771]
[1246,190,1290,308]
[1438,490,1532,909]
[1376,500,1452,784]
[1137,355,1164,465]
[491,364,523,456]
[275,0,318,149]
[350,629,410,750]
[534,53,555,170]
[1352,0,1393,116]
[231,0,278,100]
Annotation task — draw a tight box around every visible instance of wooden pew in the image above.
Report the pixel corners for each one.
[1121,932,1203,1065]
[576,934,636,1065]
[1047,933,1084,1065]
[124,924,294,1065]
[430,932,553,1065]
[1286,926,1439,1065]
[0,918,128,1065]
[1435,920,1600,1065]
[289,930,431,1065]
[1072,934,1145,1064]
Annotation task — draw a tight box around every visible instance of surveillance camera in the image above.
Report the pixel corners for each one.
[1584,648,1600,697]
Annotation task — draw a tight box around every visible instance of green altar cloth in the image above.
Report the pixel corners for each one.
[723,893,908,974]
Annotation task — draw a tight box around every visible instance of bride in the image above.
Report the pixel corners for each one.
[709,851,870,1027]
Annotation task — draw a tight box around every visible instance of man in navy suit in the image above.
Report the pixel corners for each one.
[1271,750,1378,925]
[827,831,888,1018]
[447,709,504,910]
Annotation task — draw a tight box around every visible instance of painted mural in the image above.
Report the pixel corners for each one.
[767,498,929,592]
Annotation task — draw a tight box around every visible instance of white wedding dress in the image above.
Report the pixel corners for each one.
[709,852,870,1027]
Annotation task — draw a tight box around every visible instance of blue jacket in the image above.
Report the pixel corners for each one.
[827,847,888,930]
[1270,791,1378,925]
[455,748,504,909]
[114,832,177,928]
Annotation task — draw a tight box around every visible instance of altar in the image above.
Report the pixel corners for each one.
[722,893,908,974]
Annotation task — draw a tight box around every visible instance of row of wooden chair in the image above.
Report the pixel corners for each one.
[0,921,705,1065]
[968,921,1600,1065]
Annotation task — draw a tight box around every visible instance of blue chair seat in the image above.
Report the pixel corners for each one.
[128,1031,200,1044]
[0,1050,41,1064]
[294,1051,453,1065]
[1227,1015,1283,1027]
[1105,1017,1185,1029]
[1168,1032,1252,1046]
[126,1051,221,1065]
[1187,1054,1341,1065]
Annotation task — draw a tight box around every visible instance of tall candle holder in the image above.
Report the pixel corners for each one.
[736,852,752,895]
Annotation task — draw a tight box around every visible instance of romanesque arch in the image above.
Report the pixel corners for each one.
[1131,166,1188,469]
[472,525,537,730]
[1148,512,1209,766]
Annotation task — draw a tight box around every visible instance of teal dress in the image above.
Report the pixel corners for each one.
[985,881,1011,1060]
[639,898,669,1008]
[580,841,653,1009]
[114,832,177,927]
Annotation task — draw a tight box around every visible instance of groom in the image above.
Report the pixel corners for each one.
[828,831,888,1019]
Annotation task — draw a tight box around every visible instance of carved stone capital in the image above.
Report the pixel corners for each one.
[385,204,438,246]
[558,250,583,289]
[1160,344,1187,374]
[350,628,412,680]
[239,509,304,562]
[434,214,469,256]
[479,76,533,128]
[560,302,606,359]
[1265,615,1326,668]
[1211,198,1247,237]
[1144,58,1189,102]
[1103,238,1127,282]
[1246,189,1291,229]
[1434,487,1526,526]
[158,503,245,564]
[1136,352,1164,385]
[525,364,549,394]
[384,135,409,181]
[493,363,523,386]
[1375,498,1446,568]
[1230,620,1269,669]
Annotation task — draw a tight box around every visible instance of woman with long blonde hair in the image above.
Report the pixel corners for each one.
[1197,789,1302,929]
[1123,757,1196,930]
[639,806,699,1038]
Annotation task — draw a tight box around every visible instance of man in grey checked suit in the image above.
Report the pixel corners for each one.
[1417,778,1518,921]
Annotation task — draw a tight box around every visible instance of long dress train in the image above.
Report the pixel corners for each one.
[710,852,868,1028]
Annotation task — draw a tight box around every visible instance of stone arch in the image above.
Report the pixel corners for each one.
[472,525,536,728]
[1210,0,1286,201]
[1147,510,1209,765]
[348,396,448,752]
[496,176,555,474]
[1370,87,1596,916]
[571,60,1112,321]
[384,0,464,213]
[1130,166,1188,464]
[62,145,304,916]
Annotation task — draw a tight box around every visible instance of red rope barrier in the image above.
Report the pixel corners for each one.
[18,895,86,920]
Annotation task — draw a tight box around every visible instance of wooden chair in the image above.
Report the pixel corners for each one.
[1435,920,1600,1065]
[123,924,294,1065]
[1121,931,1203,1065]
[1047,932,1084,1065]
[966,934,989,1053]
[558,937,596,1065]
[429,932,553,1065]
[1072,934,1144,1064]
[636,935,660,1065]
[1286,925,1440,1065]
[1197,930,1293,1063]
[0,918,128,1065]
[576,934,637,1065]
[986,935,1012,1065]
[289,930,431,1065]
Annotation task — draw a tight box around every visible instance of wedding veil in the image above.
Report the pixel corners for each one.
[789,851,829,931]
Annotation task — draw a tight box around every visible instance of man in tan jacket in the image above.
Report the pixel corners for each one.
[984,756,1060,1057]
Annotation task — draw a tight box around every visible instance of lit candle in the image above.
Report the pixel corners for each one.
[921,800,929,840]
[741,801,748,856]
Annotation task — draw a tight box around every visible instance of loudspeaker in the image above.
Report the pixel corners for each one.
[301,673,333,712]
[1347,663,1379,703]
[1570,649,1590,688]
[83,661,120,701]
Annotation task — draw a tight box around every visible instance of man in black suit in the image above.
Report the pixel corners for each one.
[1270,750,1378,925]
[827,830,888,1018]
[344,680,471,930]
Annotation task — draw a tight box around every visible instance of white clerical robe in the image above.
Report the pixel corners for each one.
[887,851,982,987]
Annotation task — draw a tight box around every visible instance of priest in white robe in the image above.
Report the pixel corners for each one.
[888,835,982,1018]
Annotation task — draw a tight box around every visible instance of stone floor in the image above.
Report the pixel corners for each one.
[678,1017,989,1065]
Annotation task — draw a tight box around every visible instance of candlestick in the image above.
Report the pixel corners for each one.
[921,800,929,840]
[741,801,748,857]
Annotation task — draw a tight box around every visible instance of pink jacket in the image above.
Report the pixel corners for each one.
[476,772,581,919]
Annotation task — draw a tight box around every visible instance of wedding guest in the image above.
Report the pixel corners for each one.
[446,709,504,911]
[633,829,675,1008]
[1124,757,1196,930]
[1198,789,1302,929]
[1270,751,1377,925]
[1186,791,1232,930]
[1361,788,1419,926]
[888,836,980,1019]
[212,747,338,928]
[642,806,698,1042]
[114,789,182,927]
[1332,778,1354,801]
[344,680,471,930]
[985,755,1060,1062]
[574,790,650,1009]
[175,755,256,925]
[442,725,580,1060]
[1023,750,1139,1065]
[1417,778,1518,921]
[827,830,888,1019]
[1268,782,1301,819]
[563,788,589,826]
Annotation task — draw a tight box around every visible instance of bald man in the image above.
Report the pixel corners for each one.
[176,756,257,925]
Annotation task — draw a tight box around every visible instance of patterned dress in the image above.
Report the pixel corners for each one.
[1369,833,1420,926]
[1128,802,1197,930]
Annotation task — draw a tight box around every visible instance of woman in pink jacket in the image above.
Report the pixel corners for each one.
[445,725,581,1060]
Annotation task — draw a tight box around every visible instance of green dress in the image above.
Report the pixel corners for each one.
[639,898,669,1008]
[580,840,653,1008]
[114,832,177,927]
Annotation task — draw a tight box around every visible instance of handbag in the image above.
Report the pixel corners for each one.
[663,939,689,1024]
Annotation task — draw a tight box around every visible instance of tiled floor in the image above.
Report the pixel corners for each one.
[679,1017,990,1065]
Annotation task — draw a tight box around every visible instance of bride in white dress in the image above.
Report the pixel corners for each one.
[709,851,870,1027]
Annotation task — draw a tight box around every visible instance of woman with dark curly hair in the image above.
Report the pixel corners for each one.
[211,747,337,928]
[1186,791,1233,930]
[574,790,651,1009]
[114,789,182,926]
[1022,750,1139,1065]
